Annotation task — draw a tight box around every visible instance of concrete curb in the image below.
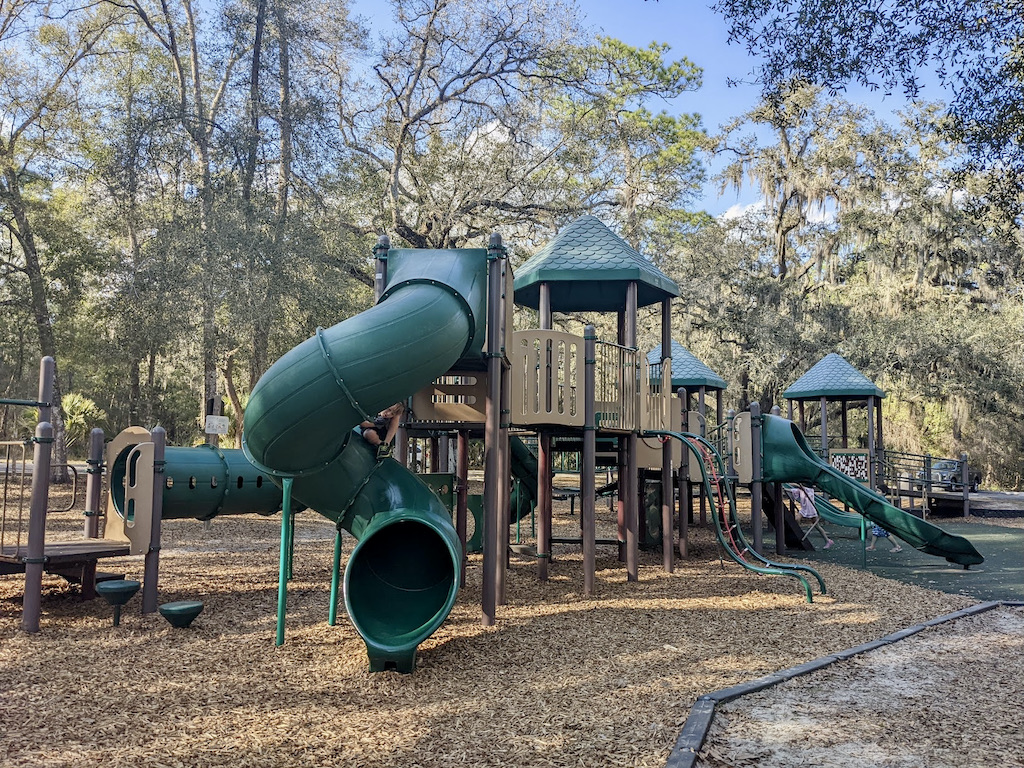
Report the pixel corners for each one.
[664,600,1022,768]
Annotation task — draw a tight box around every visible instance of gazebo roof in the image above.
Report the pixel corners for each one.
[647,341,727,390]
[783,353,885,401]
[514,216,680,312]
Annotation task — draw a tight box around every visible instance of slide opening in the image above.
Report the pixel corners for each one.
[346,519,458,648]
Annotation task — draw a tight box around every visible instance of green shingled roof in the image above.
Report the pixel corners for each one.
[647,341,727,390]
[783,353,885,400]
[514,216,680,311]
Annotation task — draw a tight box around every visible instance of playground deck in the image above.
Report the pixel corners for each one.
[0,539,130,571]
[3,488,1016,768]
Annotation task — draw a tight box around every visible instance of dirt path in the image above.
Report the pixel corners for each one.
[696,605,1024,768]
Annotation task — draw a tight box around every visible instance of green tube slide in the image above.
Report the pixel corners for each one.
[243,248,488,672]
[761,414,983,567]
[109,444,285,521]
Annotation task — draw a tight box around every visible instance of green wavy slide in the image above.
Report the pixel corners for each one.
[760,414,983,567]
[243,248,489,672]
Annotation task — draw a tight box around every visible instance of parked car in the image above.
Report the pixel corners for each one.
[915,459,982,492]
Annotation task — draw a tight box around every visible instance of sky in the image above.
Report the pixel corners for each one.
[350,0,943,217]
[579,1,948,216]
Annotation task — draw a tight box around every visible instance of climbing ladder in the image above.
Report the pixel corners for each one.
[646,430,826,602]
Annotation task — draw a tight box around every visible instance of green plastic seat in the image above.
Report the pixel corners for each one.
[159,600,204,628]
[96,579,141,626]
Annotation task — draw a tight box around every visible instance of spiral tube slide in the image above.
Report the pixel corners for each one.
[760,414,984,567]
[244,248,488,671]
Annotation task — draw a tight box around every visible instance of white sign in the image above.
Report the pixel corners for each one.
[204,415,230,435]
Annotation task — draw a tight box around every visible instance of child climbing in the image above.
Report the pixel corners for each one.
[788,485,834,549]
[360,402,406,459]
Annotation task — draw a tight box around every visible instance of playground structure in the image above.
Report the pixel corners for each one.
[1,216,985,673]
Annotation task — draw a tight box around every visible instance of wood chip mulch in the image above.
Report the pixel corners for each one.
[0,491,999,768]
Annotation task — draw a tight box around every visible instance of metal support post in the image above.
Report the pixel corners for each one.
[537,432,551,581]
[583,326,597,594]
[84,428,104,538]
[275,476,294,645]
[22,421,53,634]
[482,232,505,626]
[456,431,469,585]
[142,426,166,614]
[660,301,673,573]
[329,529,342,626]
[749,403,763,555]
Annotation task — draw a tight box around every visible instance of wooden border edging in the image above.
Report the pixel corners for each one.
[665,600,1023,768]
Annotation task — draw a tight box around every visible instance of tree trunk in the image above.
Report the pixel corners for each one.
[2,165,70,481]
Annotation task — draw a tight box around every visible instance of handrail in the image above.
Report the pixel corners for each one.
[645,430,826,602]
[1,440,31,554]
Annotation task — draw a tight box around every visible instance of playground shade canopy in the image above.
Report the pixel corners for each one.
[513,215,679,311]
[647,341,727,390]
[783,353,885,401]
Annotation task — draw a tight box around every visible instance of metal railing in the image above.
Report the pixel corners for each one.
[1,440,31,554]
[595,340,638,431]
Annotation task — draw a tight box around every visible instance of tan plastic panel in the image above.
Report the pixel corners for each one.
[509,330,584,427]
[411,373,487,423]
[103,426,153,553]
[636,407,682,469]
[733,412,753,483]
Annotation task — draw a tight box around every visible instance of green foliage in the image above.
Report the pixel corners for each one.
[60,393,107,456]
[712,0,1024,218]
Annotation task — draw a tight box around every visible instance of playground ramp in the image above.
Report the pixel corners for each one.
[243,248,488,672]
[760,414,984,567]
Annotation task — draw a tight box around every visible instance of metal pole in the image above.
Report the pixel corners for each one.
[749,402,763,555]
[961,452,970,518]
[80,427,105,601]
[287,505,296,580]
[698,386,707,527]
[677,387,689,558]
[866,396,876,491]
[537,282,553,582]
[142,426,165,614]
[583,326,597,595]
[498,358,511,605]
[373,234,390,302]
[329,529,342,626]
[726,408,736,478]
[456,431,469,585]
[22,421,53,633]
[660,300,673,573]
[482,232,504,626]
[681,389,693,527]
[820,396,828,461]
[37,357,53,424]
[84,427,104,538]
[537,432,551,581]
[275,476,294,645]
[625,281,638,582]
[22,357,55,632]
